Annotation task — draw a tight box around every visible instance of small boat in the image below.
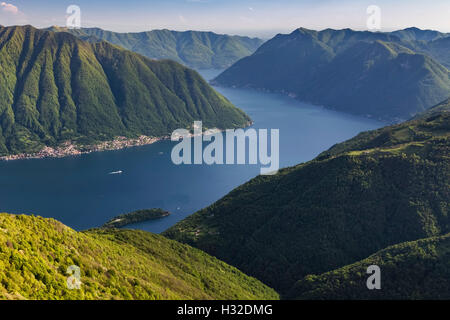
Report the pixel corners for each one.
[108,170,123,175]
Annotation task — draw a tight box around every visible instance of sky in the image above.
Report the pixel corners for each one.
[0,0,449,38]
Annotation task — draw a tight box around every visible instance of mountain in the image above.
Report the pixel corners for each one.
[391,27,449,41]
[414,97,450,118]
[46,26,264,69]
[318,97,450,157]
[164,99,450,295]
[410,37,450,69]
[289,233,450,300]
[0,213,278,300]
[0,25,250,156]
[388,28,450,69]
[213,28,450,121]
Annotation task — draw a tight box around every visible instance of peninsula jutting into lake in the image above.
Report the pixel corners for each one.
[102,209,171,229]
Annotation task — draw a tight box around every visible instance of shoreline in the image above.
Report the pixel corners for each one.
[211,82,398,124]
[0,121,253,162]
[0,135,169,161]
[102,209,171,229]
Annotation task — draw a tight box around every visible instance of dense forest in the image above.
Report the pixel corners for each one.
[0,214,278,300]
[165,99,450,297]
[290,233,450,300]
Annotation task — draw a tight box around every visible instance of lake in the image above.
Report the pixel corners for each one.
[0,70,383,233]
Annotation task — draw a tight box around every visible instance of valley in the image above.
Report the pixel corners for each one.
[0,15,448,301]
[165,99,450,297]
[0,69,382,232]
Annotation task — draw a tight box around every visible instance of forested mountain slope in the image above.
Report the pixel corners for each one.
[0,25,249,156]
[290,233,450,300]
[165,99,450,294]
[213,28,450,121]
[46,26,264,69]
[0,213,278,300]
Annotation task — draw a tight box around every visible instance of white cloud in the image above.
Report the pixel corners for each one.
[1,2,27,26]
[1,2,19,15]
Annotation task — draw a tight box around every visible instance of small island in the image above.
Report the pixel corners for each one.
[102,209,171,228]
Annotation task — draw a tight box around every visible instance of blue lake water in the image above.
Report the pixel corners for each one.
[0,70,383,233]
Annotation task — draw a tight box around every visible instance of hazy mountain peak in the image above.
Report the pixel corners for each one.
[214,27,450,121]
[45,26,264,69]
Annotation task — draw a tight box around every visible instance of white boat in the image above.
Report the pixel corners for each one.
[108,170,123,175]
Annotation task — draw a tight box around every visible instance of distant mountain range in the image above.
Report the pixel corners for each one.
[391,27,450,69]
[45,26,264,69]
[213,27,450,121]
[0,213,278,300]
[0,25,250,156]
[391,27,449,42]
[165,98,450,298]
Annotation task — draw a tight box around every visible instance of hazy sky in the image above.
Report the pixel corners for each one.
[1,0,449,37]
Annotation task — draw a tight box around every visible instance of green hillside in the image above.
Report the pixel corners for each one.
[46,27,264,69]
[391,27,449,41]
[413,37,450,69]
[165,99,450,294]
[0,25,250,157]
[290,233,450,300]
[390,28,450,69]
[213,28,450,121]
[0,213,278,300]
[318,98,450,158]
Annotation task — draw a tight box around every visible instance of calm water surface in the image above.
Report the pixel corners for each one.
[0,70,383,233]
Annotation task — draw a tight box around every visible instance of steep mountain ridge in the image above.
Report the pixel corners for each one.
[391,27,449,41]
[0,213,278,300]
[0,25,250,156]
[290,233,450,300]
[213,28,450,121]
[46,26,264,69]
[165,99,450,294]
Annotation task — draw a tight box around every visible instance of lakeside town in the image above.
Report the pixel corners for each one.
[0,120,254,162]
[0,135,167,161]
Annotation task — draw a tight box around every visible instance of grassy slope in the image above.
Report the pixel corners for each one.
[46,27,264,69]
[319,98,450,157]
[0,213,278,300]
[290,233,450,300]
[164,100,450,294]
[214,28,450,120]
[0,25,250,156]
